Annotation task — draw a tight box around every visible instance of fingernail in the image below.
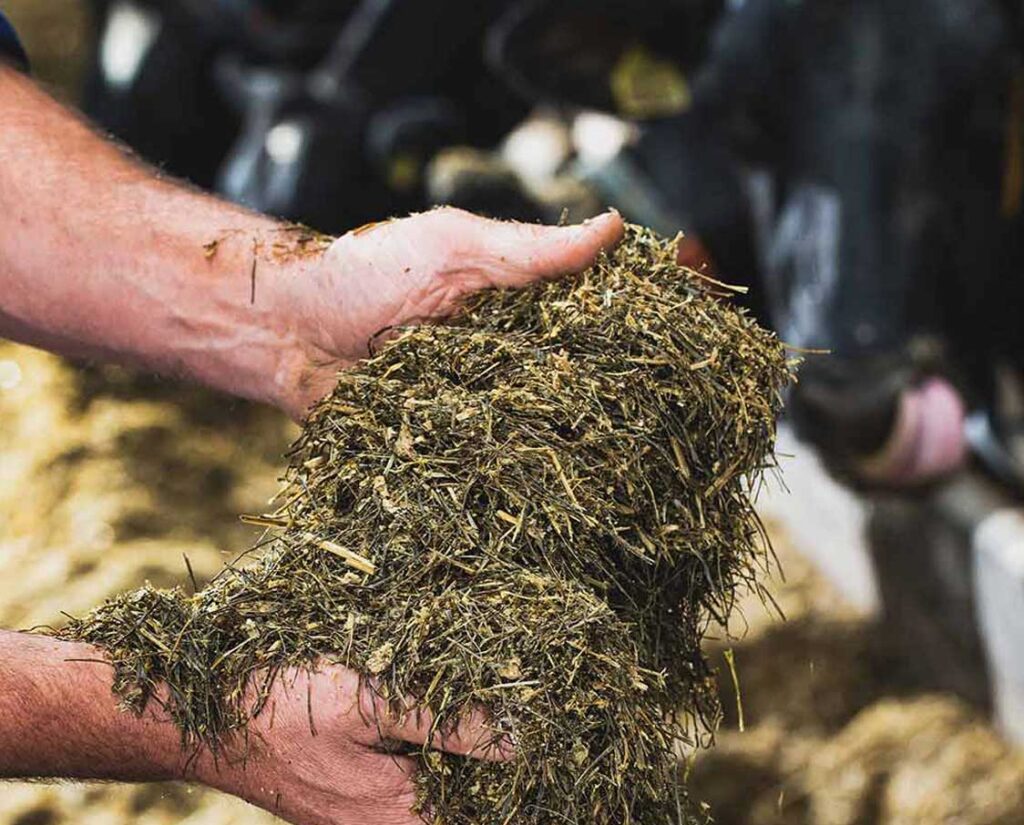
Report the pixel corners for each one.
[577,217,607,233]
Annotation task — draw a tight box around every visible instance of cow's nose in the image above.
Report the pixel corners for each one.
[856,377,967,485]
[788,357,966,486]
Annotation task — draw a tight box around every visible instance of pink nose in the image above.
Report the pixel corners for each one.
[859,377,967,485]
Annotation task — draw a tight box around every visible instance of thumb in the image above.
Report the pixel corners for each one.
[465,210,625,288]
[363,685,514,762]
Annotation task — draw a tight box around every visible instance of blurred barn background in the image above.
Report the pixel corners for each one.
[4,3,1024,824]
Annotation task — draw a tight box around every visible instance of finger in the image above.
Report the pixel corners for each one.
[675,234,717,274]
[384,703,514,762]
[360,684,514,762]
[477,210,625,287]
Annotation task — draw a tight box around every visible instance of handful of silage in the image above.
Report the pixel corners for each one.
[60,225,792,823]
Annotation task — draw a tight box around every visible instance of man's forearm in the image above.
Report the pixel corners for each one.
[0,631,182,782]
[0,64,626,420]
[0,66,319,408]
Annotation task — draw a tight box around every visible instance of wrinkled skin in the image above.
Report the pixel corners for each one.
[195,665,509,825]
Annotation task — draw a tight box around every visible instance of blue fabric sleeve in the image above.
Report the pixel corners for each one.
[0,12,29,71]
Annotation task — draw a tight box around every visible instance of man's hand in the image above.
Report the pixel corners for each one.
[272,208,623,418]
[199,665,506,825]
[0,65,623,420]
[0,631,501,825]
